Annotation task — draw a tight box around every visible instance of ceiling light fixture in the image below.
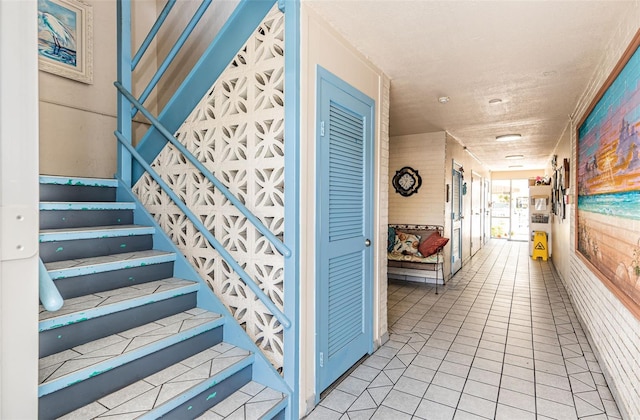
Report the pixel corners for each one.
[496,134,522,142]
[488,98,502,104]
[508,165,524,168]
[505,154,524,160]
[438,96,450,104]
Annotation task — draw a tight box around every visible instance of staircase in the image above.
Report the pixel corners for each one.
[38,175,288,419]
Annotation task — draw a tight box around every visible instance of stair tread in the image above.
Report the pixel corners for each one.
[56,346,268,420]
[44,249,175,275]
[39,308,223,387]
[39,277,198,323]
[40,202,136,210]
[196,381,287,419]
[40,224,154,239]
[39,175,118,187]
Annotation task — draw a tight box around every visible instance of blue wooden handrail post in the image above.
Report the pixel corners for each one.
[116,0,133,187]
[282,0,300,417]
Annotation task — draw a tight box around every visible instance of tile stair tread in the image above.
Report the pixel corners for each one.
[40,224,152,235]
[196,381,287,420]
[44,249,175,274]
[57,344,260,420]
[39,277,198,322]
[39,308,223,387]
[39,175,118,187]
[40,202,136,210]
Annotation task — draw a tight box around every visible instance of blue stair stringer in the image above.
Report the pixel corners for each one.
[38,175,290,419]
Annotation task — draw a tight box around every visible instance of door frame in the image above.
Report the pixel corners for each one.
[470,171,483,256]
[451,161,463,275]
[314,66,375,397]
[0,1,40,416]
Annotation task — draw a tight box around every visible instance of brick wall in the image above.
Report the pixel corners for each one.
[378,76,391,341]
[560,8,640,418]
[389,132,447,225]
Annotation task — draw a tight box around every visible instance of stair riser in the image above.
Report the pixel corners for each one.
[161,365,252,419]
[40,293,196,358]
[40,209,134,229]
[54,262,175,299]
[40,183,117,202]
[40,235,153,263]
[38,327,224,420]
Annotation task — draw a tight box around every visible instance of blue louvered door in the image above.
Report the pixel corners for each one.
[316,67,374,393]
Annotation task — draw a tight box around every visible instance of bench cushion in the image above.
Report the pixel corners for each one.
[388,251,439,264]
[392,231,421,255]
[419,232,450,257]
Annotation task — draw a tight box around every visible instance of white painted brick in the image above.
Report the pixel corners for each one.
[557,8,640,418]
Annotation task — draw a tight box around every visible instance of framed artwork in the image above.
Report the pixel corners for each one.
[38,0,93,84]
[576,29,640,318]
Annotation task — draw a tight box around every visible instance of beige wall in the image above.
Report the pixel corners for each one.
[491,169,544,181]
[549,126,571,281]
[389,132,446,225]
[155,0,237,109]
[300,4,390,414]
[39,0,155,178]
[388,131,491,279]
[552,11,640,417]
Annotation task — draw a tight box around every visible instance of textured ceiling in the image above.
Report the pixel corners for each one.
[305,0,633,171]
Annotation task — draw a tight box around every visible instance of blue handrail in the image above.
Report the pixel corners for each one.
[114,129,291,329]
[131,0,176,71]
[132,0,212,118]
[116,81,291,259]
[39,258,63,312]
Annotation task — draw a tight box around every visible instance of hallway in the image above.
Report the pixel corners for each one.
[306,240,622,419]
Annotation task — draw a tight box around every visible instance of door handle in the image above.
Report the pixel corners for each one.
[365,239,371,247]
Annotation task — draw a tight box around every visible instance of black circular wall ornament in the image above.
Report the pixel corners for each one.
[392,166,422,197]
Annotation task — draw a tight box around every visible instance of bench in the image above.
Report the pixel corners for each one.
[387,224,448,293]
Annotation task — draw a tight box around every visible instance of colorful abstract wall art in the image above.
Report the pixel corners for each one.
[577,30,640,317]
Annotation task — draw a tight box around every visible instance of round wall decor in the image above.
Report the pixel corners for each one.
[392,166,422,196]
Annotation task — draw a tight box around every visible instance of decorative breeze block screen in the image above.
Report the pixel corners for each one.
[134,6,285,369]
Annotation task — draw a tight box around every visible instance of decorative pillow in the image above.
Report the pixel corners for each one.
[393,231,421,255]
[387,227,396,252]
[419,232,450,257]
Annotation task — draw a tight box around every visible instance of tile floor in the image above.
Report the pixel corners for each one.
[306,240,622,420]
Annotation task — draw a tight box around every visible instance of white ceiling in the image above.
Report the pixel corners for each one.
[305,0,633,172]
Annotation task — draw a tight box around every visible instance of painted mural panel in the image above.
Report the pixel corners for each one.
[577,32,640,314]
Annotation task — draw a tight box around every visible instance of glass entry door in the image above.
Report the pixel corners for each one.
[510,180,529,241]
[490,179,529,241]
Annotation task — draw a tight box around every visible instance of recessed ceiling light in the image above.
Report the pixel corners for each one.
[496,134,522,142]
[505,154,524,160]
[438,96,450,104]
[488,98,502,104]
[509,165,524,168]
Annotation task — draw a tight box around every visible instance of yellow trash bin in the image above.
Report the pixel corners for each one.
[532,231,548,261]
